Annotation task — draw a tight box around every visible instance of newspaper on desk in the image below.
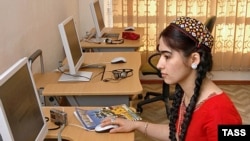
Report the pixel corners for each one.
[74,104,142,130]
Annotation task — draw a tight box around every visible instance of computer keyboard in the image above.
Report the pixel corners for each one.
[102,33,119,39]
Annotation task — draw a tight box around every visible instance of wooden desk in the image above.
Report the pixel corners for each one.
[43,107,134,141]
[34,52,143,106]
[81,27,144,52]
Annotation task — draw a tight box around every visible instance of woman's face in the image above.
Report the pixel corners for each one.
[156,37,193,85]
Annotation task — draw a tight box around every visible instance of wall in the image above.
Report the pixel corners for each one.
[79,0,104,39]
[0,0,104,74]
[0,0,80,74]
[79,0,94,39]
[1,0,249,81]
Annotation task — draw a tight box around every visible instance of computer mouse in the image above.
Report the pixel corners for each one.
[111,57,127,64]
[124,26,135,31]
[95,124,118,133]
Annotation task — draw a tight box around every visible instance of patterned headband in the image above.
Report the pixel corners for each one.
[170,16,214,51]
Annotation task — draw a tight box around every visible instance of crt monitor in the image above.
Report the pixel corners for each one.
[89,0,106,41]
[0,57,48,141]
[58,16,92,82]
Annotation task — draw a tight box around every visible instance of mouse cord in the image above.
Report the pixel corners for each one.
[57,123,65,141]
[67,124,95,131]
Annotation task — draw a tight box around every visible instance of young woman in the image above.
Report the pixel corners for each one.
[101,16,242,141]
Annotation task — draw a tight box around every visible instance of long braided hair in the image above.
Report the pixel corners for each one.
[159,17,214,141]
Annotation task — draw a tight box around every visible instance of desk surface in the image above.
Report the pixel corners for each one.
[43,107,134,141]
[34,52,142,96]
[81,27,144,49]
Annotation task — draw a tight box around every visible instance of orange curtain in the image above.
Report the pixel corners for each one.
[109,0,250,71]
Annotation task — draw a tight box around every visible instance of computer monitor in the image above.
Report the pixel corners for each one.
[89,0,106,42]
[58,16,92,82]
[0,57,48,141]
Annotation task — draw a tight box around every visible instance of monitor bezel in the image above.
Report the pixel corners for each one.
[0,57,48,141]
[89,0,106,39]
[58,16,84,75]
[0,100,13,140]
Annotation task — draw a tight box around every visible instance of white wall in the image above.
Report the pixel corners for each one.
[79,0,104,39]
[1,0,249,80]
[79,0,94,39]
[0,0,80,74]
[0,0,104,74]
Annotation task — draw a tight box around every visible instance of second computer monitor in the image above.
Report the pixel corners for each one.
[58,16,84,75]
[58,16,92,82]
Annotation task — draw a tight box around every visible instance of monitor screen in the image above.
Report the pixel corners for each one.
[0,57,48,141]
[58,16,84,75]
[89,0,105,39]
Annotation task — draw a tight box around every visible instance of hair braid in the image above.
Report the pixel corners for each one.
[169,84,183,141]
[178,49,212,141]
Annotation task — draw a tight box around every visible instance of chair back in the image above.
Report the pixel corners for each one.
[28,49,44,73]
[147,53,161,78]
[204,16,217,32]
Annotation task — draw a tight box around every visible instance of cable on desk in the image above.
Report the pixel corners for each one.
[45,117,49,122]
[57,124,65,141]
[101,65,106,81]
[80,62,109,68]
[91,71,104,80]
[83,38,102,44]
[49,124,61,130]
[67,124,94,131]
[81,63,107,81]
[57,67,91,80]
[44,116,62,130]
[102,78,121,83]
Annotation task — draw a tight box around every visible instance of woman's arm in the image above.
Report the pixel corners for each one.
[101,117,170,141]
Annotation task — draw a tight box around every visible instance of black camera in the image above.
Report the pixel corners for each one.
[50,108,68,125]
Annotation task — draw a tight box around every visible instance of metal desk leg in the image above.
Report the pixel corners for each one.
[66,96,79,106]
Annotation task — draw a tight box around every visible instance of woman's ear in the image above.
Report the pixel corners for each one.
[190,52,200,70]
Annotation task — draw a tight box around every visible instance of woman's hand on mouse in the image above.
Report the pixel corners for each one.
[101,117,137,133]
